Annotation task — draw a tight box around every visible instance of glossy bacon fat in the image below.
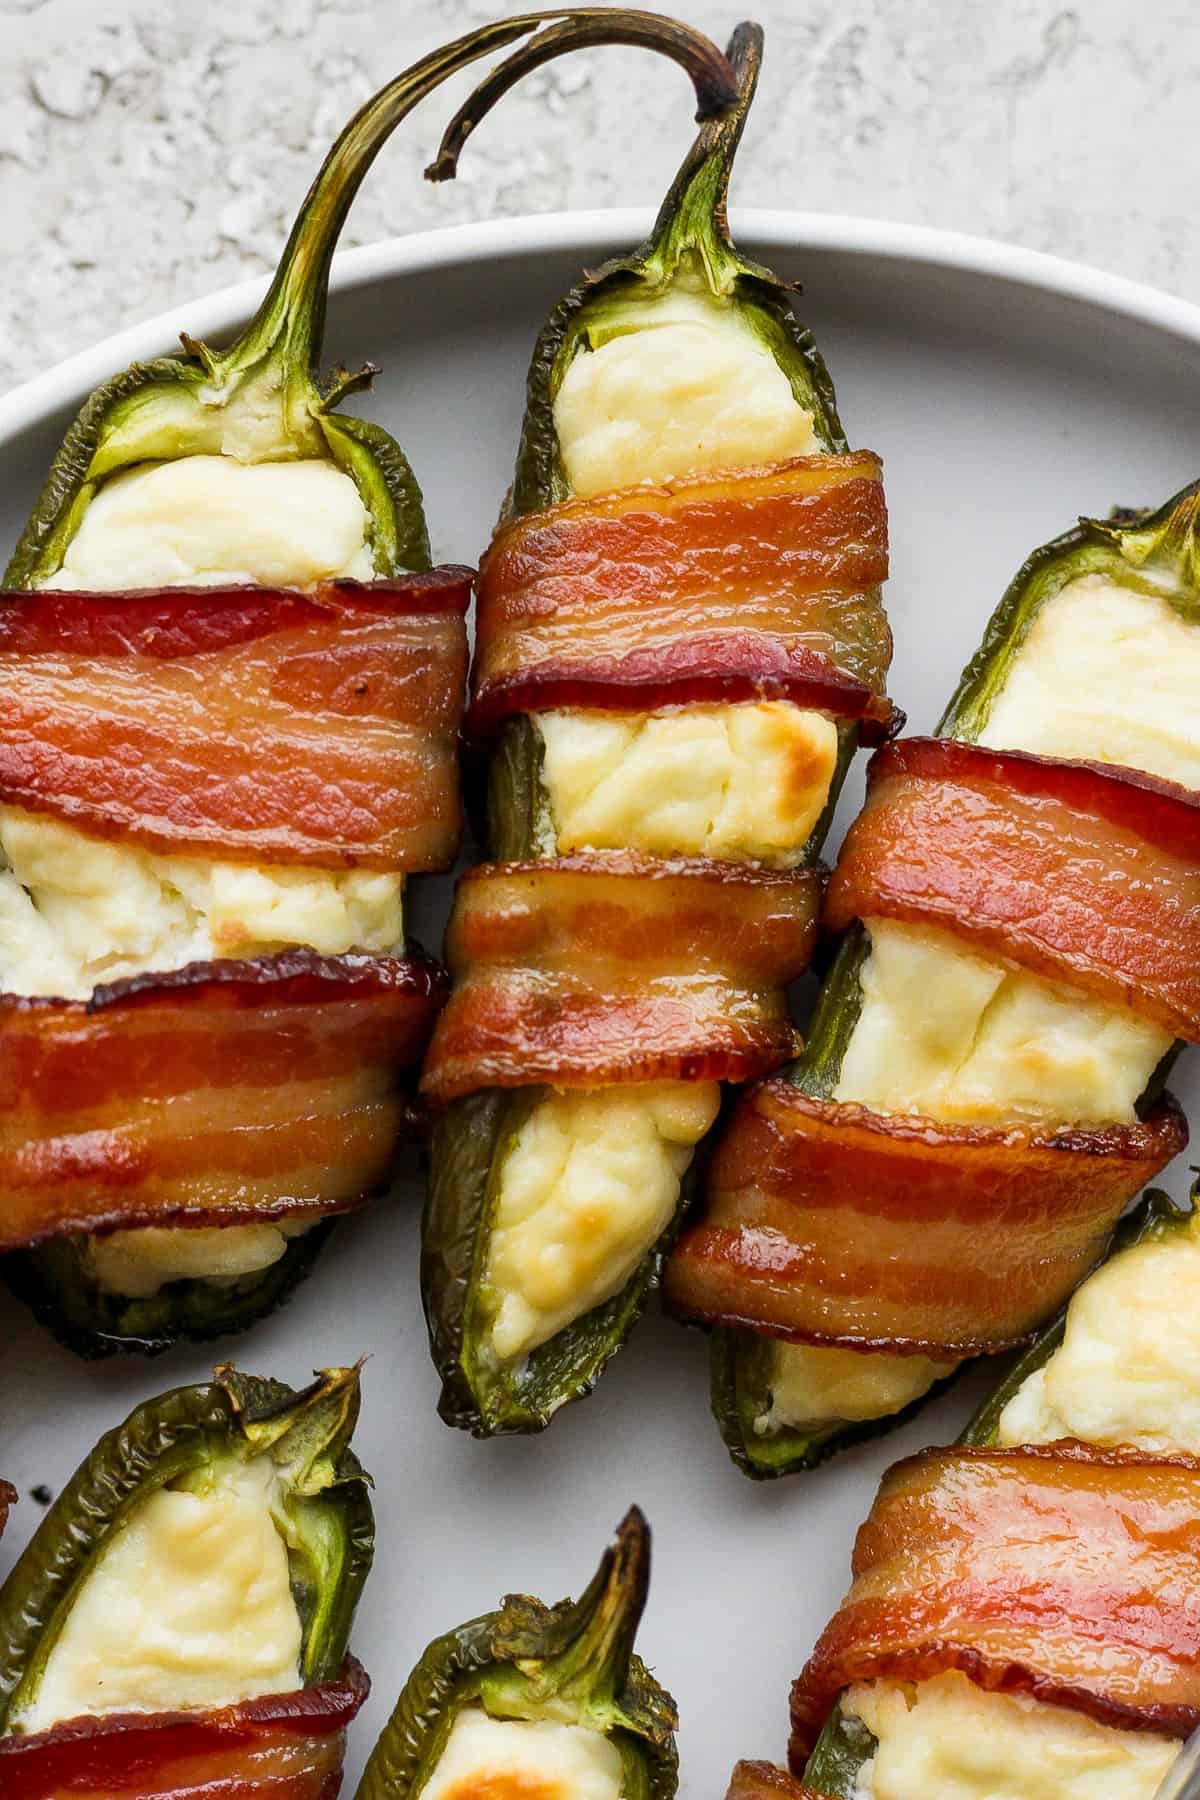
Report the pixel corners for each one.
[421,854,820,1104]
[0,950,446,1249]
[0,1656,367,1799]
[727,1761,821,1800]
[0,573,471,870]
[664,1077,1184,1354]
[826,738,1200,1038]
[788,1445,1200,1766]
[469,453,895,742]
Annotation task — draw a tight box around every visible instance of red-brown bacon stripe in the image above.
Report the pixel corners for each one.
[0,1656,368,1799]
[469,453,895,743]
[788,1445,1200,1767]
[826,737,1200,1038]
[0,572,471,870]
[727,1761,823,1800]
[0,1481,13,1536]
[421,854,820,1105]
[0,950,446,1250]
[664,1077,1184,1355]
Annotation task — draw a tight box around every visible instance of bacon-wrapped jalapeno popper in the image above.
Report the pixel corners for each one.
[667,482,1200,1475]
[0,15,630,1358]
[356,1507,676,1800]
[0,1364,372,1799]
[789,1185,1200,1799]
[420,17,896,1435]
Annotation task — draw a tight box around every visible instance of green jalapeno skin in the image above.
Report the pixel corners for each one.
[422,20,869,1438]
[0,1363,373,1731]
[1,1221,337,1361]
[355,1506,677,1800]
[2,15,657,1360]
[712,479,1200,1478]
[792,1185,1197,1791]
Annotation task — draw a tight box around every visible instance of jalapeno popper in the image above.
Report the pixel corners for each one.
[787,1185,1200,1800]
[0,15,639,1358]
[356,1506,676,1800]
[667,482,1200,1476]
[419,16,897,1436]
[0,1363,373,1799]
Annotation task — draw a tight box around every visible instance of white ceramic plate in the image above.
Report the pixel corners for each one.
[3,210,1200,1792]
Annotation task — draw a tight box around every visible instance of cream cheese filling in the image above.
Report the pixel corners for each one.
[420,1705,624,1800]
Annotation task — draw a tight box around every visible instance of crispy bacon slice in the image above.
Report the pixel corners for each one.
[0,572,471,870]
[726,1762,821,1800]
[470,453,895,741]
[664,1077,1184,1354]
[0,1481,13,1535]
[788,1445,1200,1766]
[421,854,820,1104]
[826,738,1200,1038]
[0,1656,368,1799]
[0,950,447,1250]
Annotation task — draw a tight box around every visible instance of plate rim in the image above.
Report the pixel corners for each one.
[3,205,1200,440]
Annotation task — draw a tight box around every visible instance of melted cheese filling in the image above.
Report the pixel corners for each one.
[834,919,1169,1128]
[536,704,839,866]
[552,275,818,500]
[846,1673,1178,1800]
[13,1457,301,1733]
[48,454,375,591]
[997,1213,1200,1454]
[486,1081,720,1363]
[421,1706,624,1800]
[0,807,404,1003]
[84,1220,316,1300]
[978,572,1200,788]
[755,1341,957,1437]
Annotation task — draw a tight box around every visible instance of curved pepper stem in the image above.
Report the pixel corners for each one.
[427,9,738,184]
[1083,477,1200,598]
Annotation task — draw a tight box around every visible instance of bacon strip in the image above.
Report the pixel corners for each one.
[470,453,895,740]
[0,1656,368,1799]
[0,1481,13,1535]
[826,738,1200,1038]
[788,1445,1200,1766]
[727,1761,822,1800]
[664,1077,1184,1354]
[421,855,820,1104]
[0,950,446,1249]
[0,573,471,870]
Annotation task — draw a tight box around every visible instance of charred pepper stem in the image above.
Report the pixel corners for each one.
[0,1365,373,1730]
[355,1507,677,1800]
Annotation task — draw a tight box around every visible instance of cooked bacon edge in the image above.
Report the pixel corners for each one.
[727,1761,822,1800]
[788,1445,1200,1767]
[0,1655,368,1800]
[826,737,1200,1038]
[421,854,821,1104]
[0,950,447,1250]
[0,1481,13,1536]
[471,453,894,736]
[0,573,471,871]
[664,1077,1185,1354]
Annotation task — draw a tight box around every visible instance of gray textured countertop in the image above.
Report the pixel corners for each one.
[1,0,1197,396]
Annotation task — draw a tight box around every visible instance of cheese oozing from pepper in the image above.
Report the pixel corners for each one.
[13,1456,302,1734]
[978,572,1200,790]
[552,274,818,499]
[0,807,404,1003]
[536,703,839,867]
[48,454,375,590]
[996,1211,1200,1454]
[833,919,1169,1128]
[844,1673,1178,1800]
[486,1081,720,1363]
[420,1706,624,1800]
[754,1340,957,1438]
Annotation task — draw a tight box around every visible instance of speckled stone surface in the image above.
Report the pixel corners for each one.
[0,0,1197,395]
